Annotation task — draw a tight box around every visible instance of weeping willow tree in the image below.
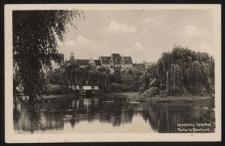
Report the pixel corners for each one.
[82,66,93,85]
[156,46,214,96]
[158,52,171,82]
[139,72,150,93]
[97,72,110,91]
[64,64,84,90]
[120,68,134,85]
[13,10,83,133]
[184,58,214,95]
[13,10,83,104]
[166,64,184,95]
[88,70,99,90]
[97,67,110,91]
[88,67,110,92]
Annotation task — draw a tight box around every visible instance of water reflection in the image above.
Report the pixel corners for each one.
[13,97,215,133]
[141,102,215,133]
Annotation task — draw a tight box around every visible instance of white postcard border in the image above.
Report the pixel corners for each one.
[5,4,221,143]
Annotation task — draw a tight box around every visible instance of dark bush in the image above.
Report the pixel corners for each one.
[142,87,160,97]
[47,84,73,95]
[159,90,167,97]
[139,86,146,93]
[107,83,137,92]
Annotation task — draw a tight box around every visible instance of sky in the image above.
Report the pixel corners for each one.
[57,9,216,63]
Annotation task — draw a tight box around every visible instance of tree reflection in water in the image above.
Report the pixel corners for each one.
[14,96,135,133]
[141,102,215,133]
[70,118,76,129]
[13,96,215,133]
[13,101,44,133]
[29,104,43,133]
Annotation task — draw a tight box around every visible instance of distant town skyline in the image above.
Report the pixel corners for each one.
[57,9,216,63]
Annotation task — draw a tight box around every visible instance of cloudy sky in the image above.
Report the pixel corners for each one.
[57,9,216,63]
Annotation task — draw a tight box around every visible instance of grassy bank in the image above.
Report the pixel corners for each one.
[104,92,139,97]
[102,92,212,103]
[36,92,212,103]
[147,96,211,102]
[39,94,79,100]
[126,93,212,103]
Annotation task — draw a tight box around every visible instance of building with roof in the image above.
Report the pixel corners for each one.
[143,61,154,69]
[99,53,133,72]
[65,51,101,68]
[65,52,134,72]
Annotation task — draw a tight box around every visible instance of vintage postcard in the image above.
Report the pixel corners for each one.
[5,4,221,142]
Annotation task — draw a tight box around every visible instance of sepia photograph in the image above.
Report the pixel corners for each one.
[5,4,221,142]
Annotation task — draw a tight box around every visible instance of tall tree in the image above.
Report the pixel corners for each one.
[97,67,110,91]
[157,46,214,96]
[88,70,99,90]
[166,63,183,95]
[13,10,83,105]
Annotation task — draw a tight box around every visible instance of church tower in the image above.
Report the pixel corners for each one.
[68,51,76,65]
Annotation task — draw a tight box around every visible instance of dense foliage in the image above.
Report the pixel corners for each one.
[44,47,214,98]
[88,67,110,91]
[46,68,64,85]
[46,64,143,93]
[144,46,215,97]
[13,10,83,104]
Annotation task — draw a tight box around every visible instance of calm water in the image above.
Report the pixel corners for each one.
[13,96,215,134]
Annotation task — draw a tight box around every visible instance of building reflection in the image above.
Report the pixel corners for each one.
[14,97,134,133]
[14,97,215,133]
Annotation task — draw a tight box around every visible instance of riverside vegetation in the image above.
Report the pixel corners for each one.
[127,47,215,103]
[44,47,214,105]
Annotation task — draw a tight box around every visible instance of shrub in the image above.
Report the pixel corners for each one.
[149,78,158,87]
[119,84,131,91]
[107,83,136,92]
[129,84,139,92]
[139,86,146,93]
[159,90,167,97]
[46,84,73,95]
[142,87,160,97]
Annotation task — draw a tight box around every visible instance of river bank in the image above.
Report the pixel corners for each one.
[126,93,212,103]
[41,94,77,99]
[35,92,212,103]
[100,92,212,103]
